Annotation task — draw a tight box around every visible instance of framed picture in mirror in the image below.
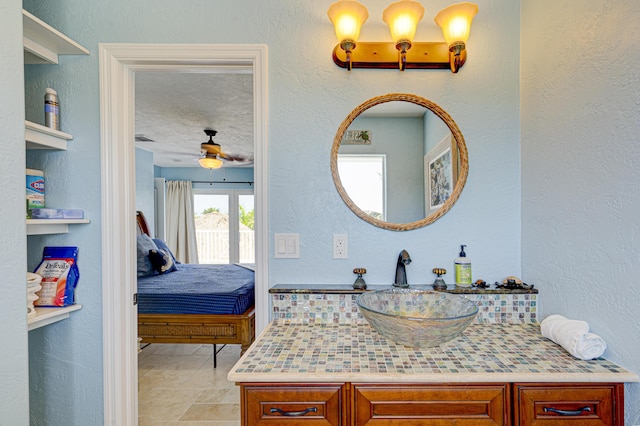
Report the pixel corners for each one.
[425,133,459,212]
[342,129,372,145]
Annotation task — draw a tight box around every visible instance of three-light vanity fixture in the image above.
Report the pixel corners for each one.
[327,0,478,72]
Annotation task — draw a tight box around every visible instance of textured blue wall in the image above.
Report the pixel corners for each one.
[157,167,254,193]
[16,0,521,424]
[136,148,155,235]
[521,1,640,423]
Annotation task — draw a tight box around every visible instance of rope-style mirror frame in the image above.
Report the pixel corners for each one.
[330,93,469,231]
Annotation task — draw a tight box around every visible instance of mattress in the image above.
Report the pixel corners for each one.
[137,263,255,315]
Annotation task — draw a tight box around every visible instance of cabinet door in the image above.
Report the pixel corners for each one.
[515,383,623,426]
[241,383,344,425]
[353,383,509,425]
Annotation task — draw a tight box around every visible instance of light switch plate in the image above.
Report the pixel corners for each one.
[274,233,300,258]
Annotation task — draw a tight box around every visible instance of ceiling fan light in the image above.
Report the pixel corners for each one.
[199,156,223,169]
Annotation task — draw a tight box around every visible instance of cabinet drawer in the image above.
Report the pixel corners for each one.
[353,383,509,425]
[515,383,623,425]
[241,383,344,425]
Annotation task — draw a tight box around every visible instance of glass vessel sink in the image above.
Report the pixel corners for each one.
[356,289,478,347]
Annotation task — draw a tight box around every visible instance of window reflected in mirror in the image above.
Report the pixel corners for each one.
[337,155,386,221]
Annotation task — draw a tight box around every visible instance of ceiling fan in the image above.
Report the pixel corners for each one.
[199,128,253,168]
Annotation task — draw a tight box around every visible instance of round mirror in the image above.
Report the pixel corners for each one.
[330,93,468,231]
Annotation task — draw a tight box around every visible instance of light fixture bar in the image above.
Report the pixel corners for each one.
[332,41,462,70]
[328,0,477,73]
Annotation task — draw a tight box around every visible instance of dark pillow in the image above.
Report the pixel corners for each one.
[148,248,177,274]
[153,238,180,266]
[136,235,158,277]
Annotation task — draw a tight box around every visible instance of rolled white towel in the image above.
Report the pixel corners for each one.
[540,314,607,360]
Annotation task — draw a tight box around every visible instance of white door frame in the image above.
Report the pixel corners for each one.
[99,43,268,425]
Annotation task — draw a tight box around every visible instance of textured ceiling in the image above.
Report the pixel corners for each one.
[134,70,253,168]
[133,71,427,169]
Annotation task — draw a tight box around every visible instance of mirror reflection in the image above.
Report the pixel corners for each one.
[331,94,468,231]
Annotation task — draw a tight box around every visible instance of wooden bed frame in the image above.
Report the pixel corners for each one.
[138,310,255,354]
[136,211,256,355]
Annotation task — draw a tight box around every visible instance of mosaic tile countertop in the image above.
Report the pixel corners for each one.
[229,321,639,384]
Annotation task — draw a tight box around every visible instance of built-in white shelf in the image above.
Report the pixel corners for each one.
[27,219,90,235]
[22,10,89,65]
[25,124,87,234]
[25,120,72,150]
[28,304,82,331]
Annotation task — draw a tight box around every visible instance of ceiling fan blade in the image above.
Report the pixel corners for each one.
[201,141,222,155]
[196,128,253,166]
[219,152,253,163]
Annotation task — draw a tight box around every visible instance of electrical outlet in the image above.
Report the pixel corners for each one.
[333,234,348,259]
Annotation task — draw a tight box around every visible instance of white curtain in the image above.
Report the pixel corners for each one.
[165,180,199,264]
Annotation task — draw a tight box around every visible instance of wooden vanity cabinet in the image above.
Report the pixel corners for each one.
[514,382,623,426]
[239,382,625,426]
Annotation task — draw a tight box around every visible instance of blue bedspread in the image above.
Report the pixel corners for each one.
[137,263,255,315]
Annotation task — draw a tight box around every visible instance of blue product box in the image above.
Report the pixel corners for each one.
[31,208,63,219]
[61,209,84,219]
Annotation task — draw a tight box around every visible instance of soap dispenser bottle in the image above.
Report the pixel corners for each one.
[455,245,472,287]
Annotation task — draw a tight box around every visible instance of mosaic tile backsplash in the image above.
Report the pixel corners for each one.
[271,292,537,324]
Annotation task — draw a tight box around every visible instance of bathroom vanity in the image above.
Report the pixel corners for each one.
[229,321,637,425]
[226,89,639,424]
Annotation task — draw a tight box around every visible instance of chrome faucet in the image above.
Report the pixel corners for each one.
[393,250,412,288]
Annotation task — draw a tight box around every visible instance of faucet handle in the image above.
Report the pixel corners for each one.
[353,268,367,290]
[432,268,447,291]
[432,267,447,277]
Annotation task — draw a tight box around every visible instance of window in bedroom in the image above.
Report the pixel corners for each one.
[193,190,255,264]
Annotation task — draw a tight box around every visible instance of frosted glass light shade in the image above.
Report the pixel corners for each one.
[382,1,425,44]
[327,0,369,43]
[434,2,478,46]
[199,157,223,169]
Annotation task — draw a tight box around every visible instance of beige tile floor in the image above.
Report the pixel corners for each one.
[138,343,241,426]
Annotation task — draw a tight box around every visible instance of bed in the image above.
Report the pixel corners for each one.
[136,211,256,359]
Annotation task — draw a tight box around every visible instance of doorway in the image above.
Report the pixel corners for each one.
[99,44,268,425]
